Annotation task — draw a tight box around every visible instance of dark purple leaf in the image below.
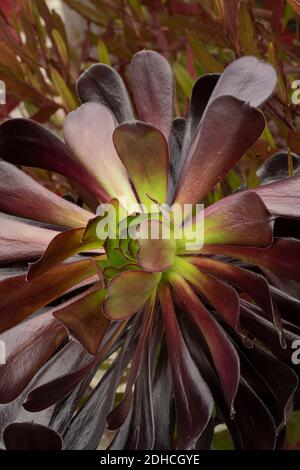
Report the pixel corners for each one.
[23,322,126,412]
[257,151,300,184]
[63,326,137,450]
[3,422,62,450]
[123,341,154,450]
[181,73,219,162]
[152,338,173,450]
[168,117,186,200]
[77,63,134,123]
[208,56,277,108]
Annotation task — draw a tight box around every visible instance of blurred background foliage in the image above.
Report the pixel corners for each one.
[1,0,300,448]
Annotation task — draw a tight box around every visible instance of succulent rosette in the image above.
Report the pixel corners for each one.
[0,51,300,450]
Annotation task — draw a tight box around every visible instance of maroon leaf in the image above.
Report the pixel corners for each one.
[170,274,240,413]
[129,50,174,140]
[63,102,137,205]
[240,301,297,362]
[229,378,277,449]
[201,238,300,283]
[238,342,298,428]
[190,256,284,345]
[27,227,101,280]
[168,117,186,198]
[53,285,109,355]
[0,118,108,201]
[137,220,176,272]
[174,96,265,205]
[0,161,93,228]
[159,283,213,449]
[103,270,161,320]
[0,339,89,437]
[113,121,169,207]
[175,257,241,335]
[202,190,273,247]
[180,318,276,449]
[0,259,96,333]
[106,299,156,431]
[152,337,173,449]
[271,286,300,325]
[0,212,57,264]
[0,312,67,403]
[254,175,300,218]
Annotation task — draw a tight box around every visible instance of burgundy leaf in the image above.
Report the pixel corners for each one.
[238,342,298,428]
[129,50,174,140]
[0,118,107,201]
[106,299,156,431]
[113,121,169,207]
[190,256,284,344]
[159,283,213,449]
[0,161,93,228]
[271,286,300,325]
[176,257,241,335]
[201,238,300,282]
[63,102,137,205]
[228,378,277,450]
[0,339,89,437]
[27,227,101,280]
[170,274,240,413]
[0,312,67,403]
[0,212,57,264]
[53,285,109,355]
[240,302,297,362]
[254,175,300,218]
[174,96,265,205]
[180,313,277,450]
[0,259,96,333]
[202,191,273,247]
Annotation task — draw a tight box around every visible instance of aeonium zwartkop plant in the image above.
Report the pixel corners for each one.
[0,51,300,450]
